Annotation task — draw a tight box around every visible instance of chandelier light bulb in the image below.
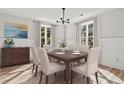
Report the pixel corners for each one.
[56,8,70,24]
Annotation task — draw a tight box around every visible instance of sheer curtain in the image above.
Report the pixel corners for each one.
[51,24,56,48]
[75,22,81,49]
[33,21,41,47]
[33,21,56,48]
[93,17,99,47]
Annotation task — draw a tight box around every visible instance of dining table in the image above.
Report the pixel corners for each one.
[47,49,88,84]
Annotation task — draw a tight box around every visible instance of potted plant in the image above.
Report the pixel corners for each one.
[59,40,66,51]
[4,38,14,48]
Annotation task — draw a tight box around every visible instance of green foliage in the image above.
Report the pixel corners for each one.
[59,40,66,48]
[4,38,14,44]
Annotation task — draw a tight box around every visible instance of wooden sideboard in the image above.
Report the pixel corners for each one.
[1,47,30,67]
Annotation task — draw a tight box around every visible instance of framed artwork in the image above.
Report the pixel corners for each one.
[4,23,28,38]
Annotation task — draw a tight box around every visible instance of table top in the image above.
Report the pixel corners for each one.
[47,49,88,62]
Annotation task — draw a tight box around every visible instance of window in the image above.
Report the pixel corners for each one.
[40,25,51,47]
[80,20,94,48]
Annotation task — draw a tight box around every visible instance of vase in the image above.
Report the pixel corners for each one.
[5,44,13,48]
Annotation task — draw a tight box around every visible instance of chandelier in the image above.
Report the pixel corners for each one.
[56,8,70,24]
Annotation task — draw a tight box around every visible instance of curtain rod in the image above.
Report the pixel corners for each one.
[74,17,95,25]
[33,20,57,26]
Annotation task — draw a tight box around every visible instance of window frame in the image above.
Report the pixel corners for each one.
[40,25,52,47]
[80,20,94,48]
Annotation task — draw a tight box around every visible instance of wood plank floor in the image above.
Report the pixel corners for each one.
[0,64,123,84]
[99,65,124,81]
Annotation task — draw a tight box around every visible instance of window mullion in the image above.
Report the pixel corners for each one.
[86,24,88,46]
[45,27,47,45]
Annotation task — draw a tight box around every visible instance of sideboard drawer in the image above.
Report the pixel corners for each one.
[1,47,30,67]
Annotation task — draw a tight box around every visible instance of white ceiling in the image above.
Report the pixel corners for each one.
[0,8,114,24]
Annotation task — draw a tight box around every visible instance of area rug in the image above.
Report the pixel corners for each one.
[0,64,123,84]
[91,69,124,84]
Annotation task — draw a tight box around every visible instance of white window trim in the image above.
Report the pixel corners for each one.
[40,25,52,47]
[80,20,94,47]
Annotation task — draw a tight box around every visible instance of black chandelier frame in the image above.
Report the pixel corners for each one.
[56,8,70,24]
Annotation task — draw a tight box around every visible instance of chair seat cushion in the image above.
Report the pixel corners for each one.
[47,62,65,75]
[71,63,87,76]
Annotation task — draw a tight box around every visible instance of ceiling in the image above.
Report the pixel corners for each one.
[0,8,114,24]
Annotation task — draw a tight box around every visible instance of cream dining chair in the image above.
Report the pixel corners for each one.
[43,45,54,51]
[67,44,77,51]
[43,44,55,62]
[31,46,41,77]
[78,45,89,53]
[38,48,65,84]
[71,47,100,84]
[78,45,90,64]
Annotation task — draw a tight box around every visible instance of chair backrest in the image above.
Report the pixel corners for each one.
[78,45,89,53]
[31,46,40,65]
[67,44,77,51]
[43,45,48,49]
[86,47,100,76]
[37,48,50,74]
[43,45,53,51]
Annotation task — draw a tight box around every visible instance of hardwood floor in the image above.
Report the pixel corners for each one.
[0,64,123,84]
[99,65,124,81]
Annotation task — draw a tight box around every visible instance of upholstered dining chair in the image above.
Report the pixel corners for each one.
[71,47,100,84]
[43,45,53,51]
[78,45,90,64]
[78,45,89,53]
[43,44,54,61]
[71,45,89,65]
[67,44,77,51]
[31,46,41,77]
[38,48,65,84]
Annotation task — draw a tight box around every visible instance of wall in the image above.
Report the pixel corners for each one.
[66,24,76,46]
[65,9,124,70]
[0,13,34,65]
[100,9,124,70]
[55,25,65,48]
[54,24,76,48]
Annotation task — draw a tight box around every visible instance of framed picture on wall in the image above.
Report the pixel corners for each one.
[4,23,28,38]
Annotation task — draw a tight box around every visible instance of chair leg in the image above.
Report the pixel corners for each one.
[82,75,85,79]
[58,60,61,63]
[86,77,90,84]
[64,70,66,81]
[39,71,43,84]
[72,62,74,66]
[95,72,99,84]
[55,73,57,77]
[32,63,35,73]
[45,75,49,84]
[71,71,73,84]
[35,65,38,77]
